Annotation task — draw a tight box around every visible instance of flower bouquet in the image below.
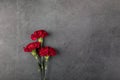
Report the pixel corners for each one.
[23,30,56,80]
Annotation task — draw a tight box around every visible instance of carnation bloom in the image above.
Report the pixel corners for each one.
[31,30,48,40]
[39,46,56,56]
[24,42,41,52]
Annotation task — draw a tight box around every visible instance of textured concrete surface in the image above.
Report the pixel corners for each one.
[0,0,120,80]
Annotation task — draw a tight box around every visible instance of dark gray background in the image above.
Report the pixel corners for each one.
[0,0,120,80]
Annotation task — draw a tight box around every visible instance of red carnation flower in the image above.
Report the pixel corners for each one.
[24,42,41,52]
[39,46,56,56]
[31,30,48,40]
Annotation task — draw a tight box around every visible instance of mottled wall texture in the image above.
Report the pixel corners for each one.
[0,0,120,80]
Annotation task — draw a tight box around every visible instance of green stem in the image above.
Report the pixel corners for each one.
[43,56,49,80]
[31,50,42,80]
[40,50,44,80]
[38,38,44,80]
[38,62,43,80]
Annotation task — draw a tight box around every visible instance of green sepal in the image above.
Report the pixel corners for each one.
[31,49,37,57]
[38,38,43,43]
[45,56,49,62]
